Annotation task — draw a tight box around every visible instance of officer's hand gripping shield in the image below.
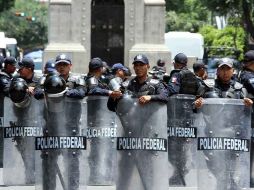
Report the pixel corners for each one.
[86,96,117,186]
[35,92,87,190]
[167,94,198,187]
[3,96,44,185]
[116,95,168,190]
[197,98,251,190]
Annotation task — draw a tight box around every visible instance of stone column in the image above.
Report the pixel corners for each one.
[128,0,171,73]
[43,0,87,74]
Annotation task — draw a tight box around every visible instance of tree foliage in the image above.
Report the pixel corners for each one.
[200,25,246,59]
[0,0,15,12]
[0,0,48,51]
[165,0,209,32]
[199,0,254,41]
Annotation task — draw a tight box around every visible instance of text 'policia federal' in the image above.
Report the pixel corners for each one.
[168,127,197,138]
[35,136,86,150]
[117,137,167,151]
[198,137,249,152]
[4,126,43,138]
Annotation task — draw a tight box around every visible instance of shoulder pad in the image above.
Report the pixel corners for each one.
[0,76,9,85]
[76,77,86,86]
[149,78,160,85]
[0,71,10,78]
[234,81,243,90]
[169,69,180,78]
[249,78,254,84]
[67,75,78,83]
[33,73,43,82]
[122,80,130,88]
[86,76,98,87]
[203,79,215,88]
[38,75,46,86]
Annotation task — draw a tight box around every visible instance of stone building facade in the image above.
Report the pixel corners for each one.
[44,0,170,73]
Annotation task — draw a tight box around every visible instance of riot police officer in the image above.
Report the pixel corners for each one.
[195,58,253,108]
[239,50,254,185]
[85,57,122,98]
[34,59,57,99]
[108,63,129,91]
[168,53,203,96]
[108,54,168,111]
[55,54,86,99]
[238,50,254,97]
[43,59,56,74]
[193,61,208,80]
[0,57,17,96]
[17,57,39,96]
[0,56,17,168]
[150,59,167,81]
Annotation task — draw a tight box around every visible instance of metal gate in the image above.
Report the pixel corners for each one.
[91,0,124,65]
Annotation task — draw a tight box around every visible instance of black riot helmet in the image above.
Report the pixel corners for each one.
[9,78,29,103]
[44,74,66,96]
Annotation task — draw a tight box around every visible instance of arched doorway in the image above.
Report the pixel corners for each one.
[91,0,124,66]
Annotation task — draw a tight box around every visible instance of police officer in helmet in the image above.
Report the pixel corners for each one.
[0,57,17,96]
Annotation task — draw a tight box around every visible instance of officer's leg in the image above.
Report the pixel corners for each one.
[116,151,135,190]
[168,138,188,186]
[15,137,35,184]
[42,151,58,190]
[64,150,80,190]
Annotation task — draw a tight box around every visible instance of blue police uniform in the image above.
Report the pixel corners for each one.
[0,57,17,96]
[207,79,246,99]
[85,74,111,96]
[239,69,254,97]
[167,53,203,96]
[127,77,168,101]
[85,57,112,96]
[107,54,168,112]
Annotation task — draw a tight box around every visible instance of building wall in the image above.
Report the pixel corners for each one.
[44,0,170,74]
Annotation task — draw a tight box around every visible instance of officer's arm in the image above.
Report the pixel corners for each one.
[150,82,169,103]
[244,78,254,95]
[66,86,86,99]
[167,73,181,96]
[88,86,111,96]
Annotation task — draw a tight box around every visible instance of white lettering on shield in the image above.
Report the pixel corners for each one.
[117,137,167,151]
[198,137,249,152]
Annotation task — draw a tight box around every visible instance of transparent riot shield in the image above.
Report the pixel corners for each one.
[3,97,44,185]
[0,94,4,168]
[35,96,87,190]
[197,98,251,190]
[116,95,168,190]
[167,94,198,187]
[86,96,117,186]
[250,103,254,187]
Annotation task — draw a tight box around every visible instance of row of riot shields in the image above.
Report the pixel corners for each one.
[168,95,251,190]
[0,93,252,190]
